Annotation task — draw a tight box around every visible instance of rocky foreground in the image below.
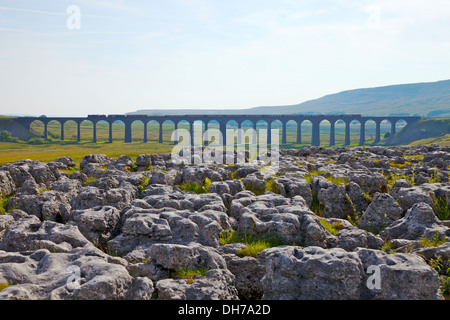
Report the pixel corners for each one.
[0,145,449,300]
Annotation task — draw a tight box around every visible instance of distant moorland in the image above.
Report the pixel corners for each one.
[130,79,450,117]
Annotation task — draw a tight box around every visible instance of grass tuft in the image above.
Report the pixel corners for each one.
[319,218,344,236]
[325,175,349,186]
[0,195,11,215]
[169,267,209,284]
[0,282,10,291]
[432,195,450,221]
[419,232,448,248]
[178,177,212,194]
[219,229,285,257]
[236,241,272,258]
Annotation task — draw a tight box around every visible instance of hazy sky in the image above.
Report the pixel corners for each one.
[1,0,450,117]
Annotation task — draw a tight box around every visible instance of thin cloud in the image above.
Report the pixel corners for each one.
[74,0,143,15]
[0,27,135,37]
[0,5,108,18]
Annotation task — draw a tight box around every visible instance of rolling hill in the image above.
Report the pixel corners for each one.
[129,79,450,117]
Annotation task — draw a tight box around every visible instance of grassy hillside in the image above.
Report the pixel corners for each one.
[130,79,450,117]
[381,118,450,146]
[259,79,450,117]
[0,117,37,140]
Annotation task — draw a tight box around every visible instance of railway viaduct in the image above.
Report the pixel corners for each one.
[13,114,421,146]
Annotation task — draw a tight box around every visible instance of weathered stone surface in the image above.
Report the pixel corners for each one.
[223,254,265,300]
[69,206,121,247]
[259,246,443,300]
[70,185,136,211]
[318,183,354,219]
[0,247,154,300]
[358,193,403,234]
[0,146,448,300]
[155,269,238,300]
[259,246,366,300]
[380,203,450,241]
[356,248,443,300]
[54,156,76,168]
[0,170,15,197]
[0,216,91,252]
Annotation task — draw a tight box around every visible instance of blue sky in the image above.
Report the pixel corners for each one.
[1,0,450,116]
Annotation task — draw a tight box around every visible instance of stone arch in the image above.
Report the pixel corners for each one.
[205,120,221,146]
[94,120,110,143]
[349,119,361,146]
[380,119,392,140]
[239,120,255,145]
[110,119,125,143]
[256,120,269,145]
[146,120,159,142]
[300,119,312,145]
[284,120,297,144]
[319,119,331,146]
[42,120,61,141]
[78,120,94,142]
[30,119,47,139]
[62,120,79,142]
[225,120,239,146]
[364,119,377,145]
[395,119,408,134]
[174,120,191,145]
[333,118,346,146]
[269,119,283,145]
[190,120,205,145]
[157,120,174,144]
[130,120,146,142]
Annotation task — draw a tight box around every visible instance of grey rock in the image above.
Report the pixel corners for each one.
[345,181,369,214]
[0,248,153,300]
[259,246,365,300]
[435,242,450,272]
[148,243,227,271]
[393,187,435,213]
[391,178,412,190]
[141,184,174,197]
[155,268,238,300]
[356,248,443,300]
[69,206,121,247]
[380,203,450,241]
[0,217,90,252]
[0,170,15,197]
[54,156,76,168]
[223,254,265,300]
[318,183,354,219]
[9,190,72,222]
[79,154,112,170]
[149,172,167,185]
[234,166,259,179]
[259,245,443,300]
[1,160,60,188]
[358,193,403,234]
[71,185,136,211]
[348,172,388,194]
[135,154,152,167]
[276,176,313,207]
[242,174,266,194]
[333,227,385,252]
